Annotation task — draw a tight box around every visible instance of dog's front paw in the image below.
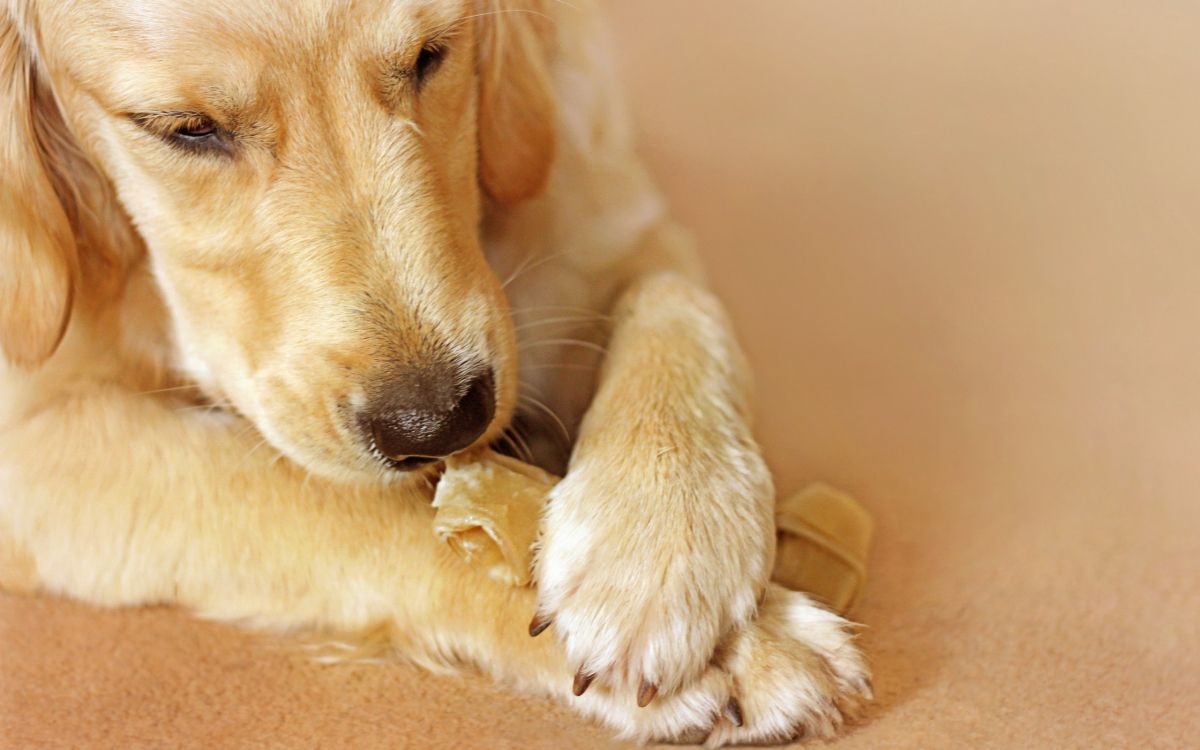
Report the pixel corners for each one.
[531,440,775,702]
[572,584,872,746]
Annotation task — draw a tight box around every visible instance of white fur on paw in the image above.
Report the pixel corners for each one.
[704,586,872,746]
[533,447,775,697]
[568,584,872,746]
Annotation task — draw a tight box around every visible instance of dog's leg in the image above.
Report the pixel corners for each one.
[0,384,569,674]
[530,233,870,727]
[0,385,517,630]
[0,384,867,744]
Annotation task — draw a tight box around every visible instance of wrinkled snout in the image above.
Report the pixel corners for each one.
[360,365,496,470]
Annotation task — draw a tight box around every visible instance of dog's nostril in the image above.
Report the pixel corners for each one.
[367,369,496,465]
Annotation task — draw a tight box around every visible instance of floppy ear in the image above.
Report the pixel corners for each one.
[0,13,77,367]
[476,0,557,207]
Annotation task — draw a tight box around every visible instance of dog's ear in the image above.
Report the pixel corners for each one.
[0,12,78,367]
[476,1,557,207]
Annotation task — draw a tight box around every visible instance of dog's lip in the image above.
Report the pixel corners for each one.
[386,455,440,471]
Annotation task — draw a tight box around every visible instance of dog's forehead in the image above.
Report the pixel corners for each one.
[42,0,472,110]
[52,0,468,59]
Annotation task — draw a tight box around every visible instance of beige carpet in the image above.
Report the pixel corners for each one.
[3,1,1199,747]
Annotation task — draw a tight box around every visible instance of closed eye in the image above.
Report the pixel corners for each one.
[374,25,461,107]
[413,40,448,89]
[129,111,232,156]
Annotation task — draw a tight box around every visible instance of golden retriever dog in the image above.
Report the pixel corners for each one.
[0,0,870,744]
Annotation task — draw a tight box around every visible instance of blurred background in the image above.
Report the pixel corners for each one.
[608,1,1200,745]
[3,1,1197,747]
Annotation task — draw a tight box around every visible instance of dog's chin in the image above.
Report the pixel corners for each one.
[286,444,447,488]
[237,414,432,488]
[368,457,446,487]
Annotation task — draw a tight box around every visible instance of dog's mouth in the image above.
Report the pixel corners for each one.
[366,438,452,476]
[385,455,441,472]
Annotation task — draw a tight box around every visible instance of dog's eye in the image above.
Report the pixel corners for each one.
[415,41,447,84]
[166,115,228,153]
[173,116,218,140]
[130,112,230,156]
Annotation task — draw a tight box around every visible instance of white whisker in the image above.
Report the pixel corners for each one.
[508,305,608,317]
[520,362,599,372]
[498,430,532,464]
[518,393,571,445]
[236,438,270,471]
[513,315,611,333]
[501,249,569,290]
[136,383,202,396]
[509,427,535,464]
[518,338,608,356]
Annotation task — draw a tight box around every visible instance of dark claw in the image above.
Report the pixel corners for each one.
[829,703,845,726]
[723,696,744,727]
[528,613,552,637]
[861,676,875,699]
[636,678,658,707]
[572,668,595,696]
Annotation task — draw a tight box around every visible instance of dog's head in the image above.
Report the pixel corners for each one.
[1,0,555,480]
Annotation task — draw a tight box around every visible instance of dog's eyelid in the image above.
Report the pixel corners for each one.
[418,18,464,50]
[128,111,235,156]
[389,23,461,84]
[414,40,448,82]
[129,110,214,130]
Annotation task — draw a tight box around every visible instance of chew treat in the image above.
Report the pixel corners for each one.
[432,454,873,614]
[772,483,873,614]
[432,451,557,587]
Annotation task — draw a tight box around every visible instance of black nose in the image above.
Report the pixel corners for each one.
[364,367,495,469]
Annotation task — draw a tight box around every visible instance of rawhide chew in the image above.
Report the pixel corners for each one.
[432,454,873,614]
[773,483,873,614]
[431,451,557,587]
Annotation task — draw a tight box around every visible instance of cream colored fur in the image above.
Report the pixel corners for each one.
[0,0,869,744]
